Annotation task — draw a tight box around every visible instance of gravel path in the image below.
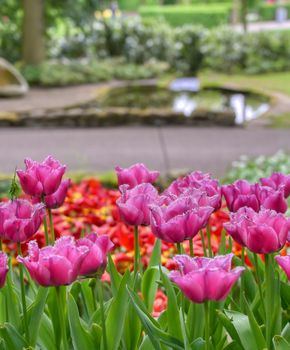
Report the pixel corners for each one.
[0,126,289,177]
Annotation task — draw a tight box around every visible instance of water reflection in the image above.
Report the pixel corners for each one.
[95,84,269,125]
[171,91,269,124]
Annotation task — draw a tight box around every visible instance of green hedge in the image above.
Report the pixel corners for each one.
[139,5,231,27]
[258,4,290,21]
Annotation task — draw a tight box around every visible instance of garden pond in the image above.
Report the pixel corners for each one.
[92,83,270,125]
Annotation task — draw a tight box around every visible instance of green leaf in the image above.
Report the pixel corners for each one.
[139,335,156,350]
[107,254,122,297]
[190,337,206,350]
[187,303,205,341]
[67,293,95,350]
[223,341,243,350]
[216,310,243,348]
[149,238,161,267]
[47,287,61,348]
[0,323,28,350]
[4,264,21,328]
[37,313,57,350]
[123,300,142,350]
[280,281,290,308]
[127,286,184,350]
[141,266,160,313]
[179,309,190,350]
[218,230,226,255]
[159,267,183,341]
[281,323,290,343]
[242,295,266,350]
[106,270,130,350]
[224,310,259,350]
[90,323,102,348]
[28,286,49,347]
[273,336,290,350]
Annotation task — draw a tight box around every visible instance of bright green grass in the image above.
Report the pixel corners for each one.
[199,71,290,97]
[139,4,231,27]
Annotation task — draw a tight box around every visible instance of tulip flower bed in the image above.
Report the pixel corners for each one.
[0,158,289,350]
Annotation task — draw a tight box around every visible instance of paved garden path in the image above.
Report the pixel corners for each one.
[0,126,289,177]
[1,81,290,177]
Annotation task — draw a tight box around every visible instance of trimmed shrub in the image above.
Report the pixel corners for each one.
[258,4,290,21]
[139,5,231,28]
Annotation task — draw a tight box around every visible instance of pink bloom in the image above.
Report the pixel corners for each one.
[76,233,114,276]
[255,185,288,213]
[170,254,244,303]
[222,180,288,213]
[275,255,290,280]
[17,156,66,197]
[0,199,45,242]
[260,172,290,198]
[165,171,221,211]
[43,179,70,209]
[149,196,214,243]
[117,183,158,226]
[222,180,259,212]
[0,252,8,288]
[17,237,89,286]
[115,163,159,189]
[224,207,290,254]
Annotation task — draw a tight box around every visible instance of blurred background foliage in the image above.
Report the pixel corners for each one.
[1,0,290,85]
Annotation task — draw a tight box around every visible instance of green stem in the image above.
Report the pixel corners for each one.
[0,239,2,251]
[43,215,50,245]
[134,225,140,276]
[204,300,210,350]
[176,242,183,255]
[189,238,194,257]
[206,224,213,257]
[253,254,266,320]
[200,230,207,257]
[240,247,245,309]
[56,286,69,350]
[89,279,97,311]
[48,209,55,243]
[17,243,30,344]
[265,254,274,350]
[97,280,108,350]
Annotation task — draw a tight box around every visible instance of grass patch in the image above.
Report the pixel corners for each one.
[139,4,231,27]
[199,71,290,97]
[266,113,290,128]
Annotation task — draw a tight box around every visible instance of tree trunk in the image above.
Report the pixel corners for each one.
[22,0,45,64]
[241,0,248,33]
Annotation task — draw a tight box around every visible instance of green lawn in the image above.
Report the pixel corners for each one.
[199,70,290,128]
[199,71,290,97]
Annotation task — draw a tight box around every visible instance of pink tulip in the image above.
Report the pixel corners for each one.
[149,196,214,243]
[260,172,290,198]
[255,184,288,213]
[43,179,70,209]
[76,233,114,276]
[224,207,290,254]
[17,237,89,286]
[222,180,288,213]
[117,183,158,226]
[275,255,290,280]
[222,180,260,212]
[0,252,8,288]
[0,199,45,242]
[17,156,66,197]
[115,163,159,189]
[170,254,245,303]
[165,171,221,211]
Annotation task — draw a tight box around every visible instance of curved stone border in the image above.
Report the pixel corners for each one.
[0,79,272,127]
[0,58,29,97]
